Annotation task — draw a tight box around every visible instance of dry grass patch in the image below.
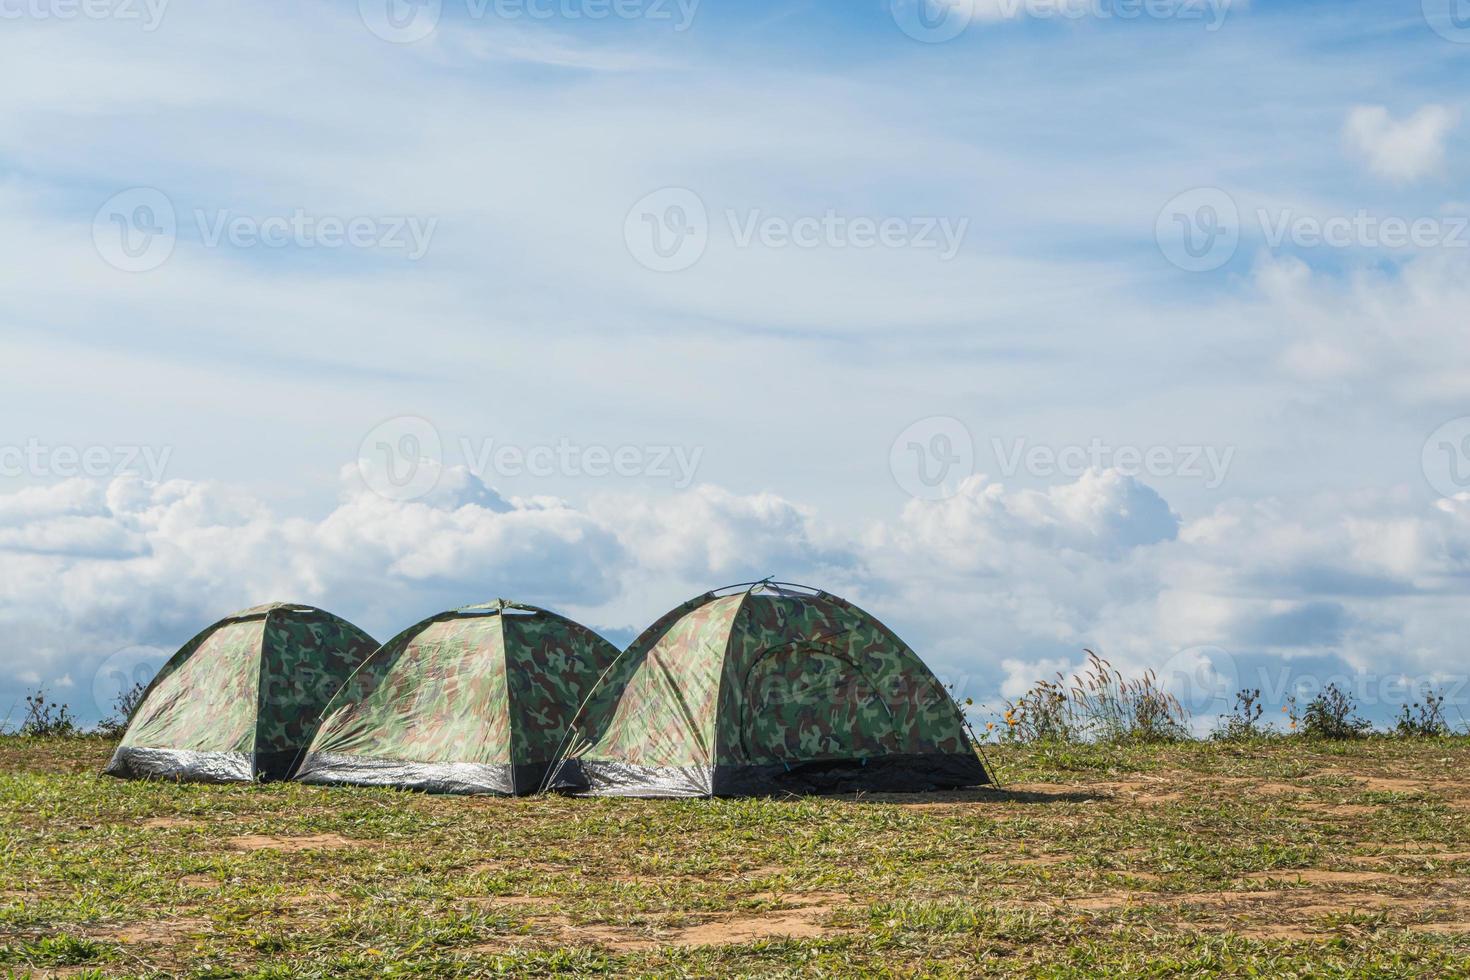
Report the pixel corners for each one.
[572,894,850,950]
[138,816,200,830]
[226,832,360,852]
[1243,869,1413,885]
[97,917,210,944]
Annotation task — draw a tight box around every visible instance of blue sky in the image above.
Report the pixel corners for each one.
[2,0,1469,729]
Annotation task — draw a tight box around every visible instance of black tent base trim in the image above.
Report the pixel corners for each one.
[103,747,263,784]
[555,752,991,799]
[294,754,552,796]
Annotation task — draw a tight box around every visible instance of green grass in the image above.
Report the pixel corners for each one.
[3,736,1470,977]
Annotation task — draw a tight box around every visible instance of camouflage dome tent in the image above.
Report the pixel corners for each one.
[105,603,379,784]
[551,582,989,798]
[296,600,620,796]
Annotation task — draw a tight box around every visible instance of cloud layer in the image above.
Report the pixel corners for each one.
[6,462,1469,727]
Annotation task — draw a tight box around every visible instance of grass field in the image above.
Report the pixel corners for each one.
[4,736,1470,977]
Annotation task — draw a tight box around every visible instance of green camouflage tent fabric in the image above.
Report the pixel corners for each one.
[104,604,379,783]
[295,600,620,795]
[551,583,989,797]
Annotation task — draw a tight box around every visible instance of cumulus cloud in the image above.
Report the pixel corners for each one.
[1150,490,1470,698]
[874,469,1179,569]
[856,470,1184,706]
[590,484,856,583]
[0,478,147,559]
[0,468,629,719]
[998,656,1075,698]
[1250,253,1470,401]
[859,470,1470,721]
[0,468,865,721]
[1343,105,1458,183]
[6,466,1470,727]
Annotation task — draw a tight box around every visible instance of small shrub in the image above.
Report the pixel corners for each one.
[1002,678,1076,744]
[1282,696,1300,734]
[95,681,148,739]
[19,688,78,737]
[1394,689,1449,738]
[1001,650,1191,745]
[1214,688,1266,740]
[1072,650,1190,744]
[1299,683,1372,740]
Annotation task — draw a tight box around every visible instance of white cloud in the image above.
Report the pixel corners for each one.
[591,484,854,582]
[1250,252,1470,402]
[5,466,1470,726]
[0,479,111,524]
[1160,492,1470,663]
[858,471,1470,718]
[998,656,1075,698]
[1343,105,1458,183]
[0,468,629,717]
[874,469,1178,570]
[858,470,1186,703]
